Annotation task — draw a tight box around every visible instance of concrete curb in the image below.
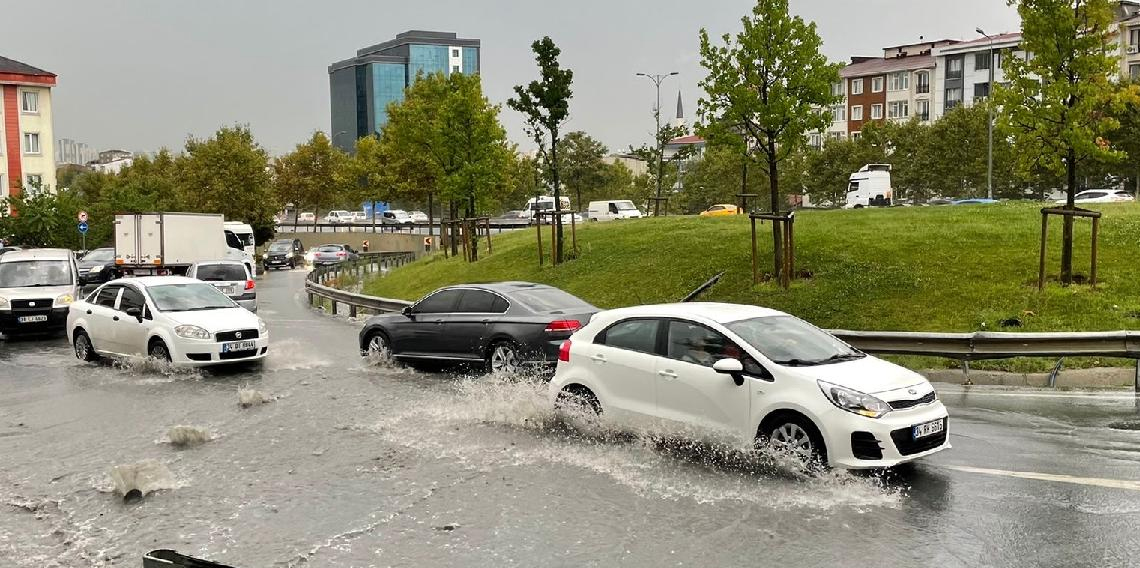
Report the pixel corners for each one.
[922,367,1137,389]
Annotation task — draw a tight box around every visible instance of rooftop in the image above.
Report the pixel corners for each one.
[666,135,705,145]
[0,56,56,85]
[935,32,1022,53]
[840,54,936,78]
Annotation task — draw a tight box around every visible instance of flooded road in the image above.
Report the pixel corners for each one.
[2,270,1139,567]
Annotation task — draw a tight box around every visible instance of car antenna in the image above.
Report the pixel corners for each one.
[680,271,725,303]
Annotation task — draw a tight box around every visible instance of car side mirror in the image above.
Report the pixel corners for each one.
[125,306,143,322]
[401,306,413,318]
[713,358,746,386]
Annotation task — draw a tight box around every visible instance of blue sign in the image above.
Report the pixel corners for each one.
[78,222,89,234]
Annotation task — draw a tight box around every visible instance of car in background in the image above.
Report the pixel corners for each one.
[951,198,999,206]
[1059,189,1135,204]
[77,247,120,286]
[409,211,430,223]
[263,239,304,270]
[700,204,741,217]
[298,212,317,223]
[587,200,643,222]
[187,260,257,312]
[0,248,79,336]
[0,246,22,257]
[350,211,369,223]
[326,210,353,224]
[549,303,950,469]
[67,276,268,367]
[312,244,359,266]
[492,211,533,226]
[359,282,598,374]
[380,210,414,225]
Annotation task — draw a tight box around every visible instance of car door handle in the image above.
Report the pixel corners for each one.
[590,354,606,363]
[112,316,120,321]
[86,310,92,315]
[433,319,444,324]
[658,370,678,380]
[481,319,491,324]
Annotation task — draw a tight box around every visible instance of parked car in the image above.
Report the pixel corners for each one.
[263,239,304,270]
[359,282,598,373]
[699,204,740,217]
[68,276,269,367]
[298,212,317,223]
[350,211,369,223]
[409,211,430,223]
[187,260,257,312]
[548,302,950,469]
[1059,189,1135,204]
[312,244,359,266]
[380,210,414,225]
[0,248,80,336]
[326,210,352,224]
[77,247,121,286]
[951,198,999,205]
[588,200,643,222]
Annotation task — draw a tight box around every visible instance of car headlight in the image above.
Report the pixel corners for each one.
[174,325,212,339]
[257,318,268,335]
[54,294,74,307]
[262,253,269,259]
[88,266,104,274]
[0,297,8,309]
[818,381,892,418]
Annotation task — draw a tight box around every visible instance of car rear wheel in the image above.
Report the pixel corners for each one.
[486,341,522,375]
[73,330,100,362]
[759,413,827,467]
[148,339,172,363]
[556,386,602,416]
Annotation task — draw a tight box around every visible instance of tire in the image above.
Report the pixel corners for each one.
[853,204,865,209]
[364,330,393,363]
[556,386,602,415]
[289,260,296,269]
[73,330,100,362]
[759,413,828,467]
[486,340,522,374]
[148,338,172,363]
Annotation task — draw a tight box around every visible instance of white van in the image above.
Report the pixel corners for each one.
[223,221,256,257]
[844,164,893,209]
[0,248,80,336]
[521,196,572,223]
[325,210,353,224]
[587,200,643,222]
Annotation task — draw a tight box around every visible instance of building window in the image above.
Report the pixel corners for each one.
[888,101,909,119]
[851,105,864,121]
[831,82,843,96]
[25,174,43,190]
[850,131,861,141]
[828,131,844,141]
[916,100,930,121]
[870,104,883,119]
[974,82,991,101]
[452,48,460,57]
[452,65,460,73]
[946,87,963,110]
[872,76,884,93]
[947,57,963,79]
[832,104,846,122]
[23,132,40,154]
[21,91,38,113]
[809,133,822,149]
[850,78,863,95]
[1130,28,1140,49]
[975,52,991,71]
[1131,64,1140,80]
[889,71,909,91]
[916,71,930,94]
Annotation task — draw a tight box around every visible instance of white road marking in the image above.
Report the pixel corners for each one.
[937,389,1137,401]
[945,465,1140,492]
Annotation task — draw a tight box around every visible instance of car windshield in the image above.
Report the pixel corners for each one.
[615,201,637,210]
[510,288,593,313]
[195,264,248,281]
[726,315,864,367]
[317,245,343,252]
[82,249,115,263]
[0,260,73,288]
[269,243,293,252]
[148,283,237,312]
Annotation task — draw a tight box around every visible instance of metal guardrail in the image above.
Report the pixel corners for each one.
[278,221,530,234]
[303,252,415,318]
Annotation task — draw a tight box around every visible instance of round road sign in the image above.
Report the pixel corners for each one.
[78,211,88,223]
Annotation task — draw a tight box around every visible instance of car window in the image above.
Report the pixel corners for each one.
[1082,192,1105,199]
[317,245,343,252]
[666,320,745,367]
[149,283,236,312]
[194,264,248,281]
[457,290,507,313]
[83,249,115,263]
[95,285,122,308]
[120,286,146,313]
[414,289,463,313]
[509,288,594,312]
[597,319,660,354]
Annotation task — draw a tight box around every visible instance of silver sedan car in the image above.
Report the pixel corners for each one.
[186,260,257,312]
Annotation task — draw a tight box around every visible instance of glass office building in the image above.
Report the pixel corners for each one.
[329,31,481,152]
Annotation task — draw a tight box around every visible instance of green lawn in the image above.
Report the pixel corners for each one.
[364,202,1140,371]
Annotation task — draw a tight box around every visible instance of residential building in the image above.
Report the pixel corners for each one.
[1117,1,1140,80]
[605,153,648,177]
[56,138,97,166]
[839,40,957,138]
[328,30,481,152]
[931,33,1022,119]
[663,135,706,161]
[1,55,57,198]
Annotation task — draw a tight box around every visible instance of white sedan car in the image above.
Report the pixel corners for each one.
[67,276,268,367]
[1056,189,1135,204]
[549,303,950,469]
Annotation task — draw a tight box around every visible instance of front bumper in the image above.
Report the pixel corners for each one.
[169,336,270,367]
[264,257,294,267]
[824,401,951,469]
[0,307,70,334]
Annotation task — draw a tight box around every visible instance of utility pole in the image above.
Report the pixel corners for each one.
[976,28,995,200]
[636,71,678,216]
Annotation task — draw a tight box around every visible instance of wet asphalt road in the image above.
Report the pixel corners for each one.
[2,269,1139,567]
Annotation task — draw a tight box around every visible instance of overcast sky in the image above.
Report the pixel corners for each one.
[14,0,1019,157]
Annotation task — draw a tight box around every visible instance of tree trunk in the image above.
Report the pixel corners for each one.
[468,194,478,261]
[552,135,564,264]
[427,192,434,243]
[1061,148,1076,286]
[768,146,782,281]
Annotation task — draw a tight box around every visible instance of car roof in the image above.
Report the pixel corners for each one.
[112,276,201,287]
[440,281,560,294]
[594,302,787,325]
[0,248,74,262]
[192,259,246,266]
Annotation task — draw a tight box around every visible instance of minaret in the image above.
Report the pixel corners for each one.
[673,90,685,130]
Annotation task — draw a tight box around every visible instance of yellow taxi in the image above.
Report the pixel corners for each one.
[699,204,740,217]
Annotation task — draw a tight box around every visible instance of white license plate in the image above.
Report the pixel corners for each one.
[213,285,235,295]
[222,340,256,353]
[17,315,48,323]
[912,419,944,439]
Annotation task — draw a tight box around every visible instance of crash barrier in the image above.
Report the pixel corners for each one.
[280,221,528,234]
[304,252,415,318]
[830,329,1140,393]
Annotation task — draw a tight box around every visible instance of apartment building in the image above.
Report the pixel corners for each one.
[931,33,1022,118]
[0,56,57,198]
[1117,1,1140,79]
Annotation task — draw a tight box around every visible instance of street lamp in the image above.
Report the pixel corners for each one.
[976,27,995,200]
[332,130,348,149]
[636,71,679,216]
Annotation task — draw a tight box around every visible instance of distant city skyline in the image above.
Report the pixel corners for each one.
[11,0,1019,156]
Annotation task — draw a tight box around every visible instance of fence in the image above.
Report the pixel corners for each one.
[281,221,529,235]
[303,252,415,318]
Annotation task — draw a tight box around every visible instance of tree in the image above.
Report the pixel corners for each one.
[273,131,353,231]
[628,122,692,214]
[0,188,87,249]
[697,0,842,280]
[509,37,574,264]
[996,0,1138,285]
[177,125,278,242]
[559,131,609,210]
[678,145,768,213]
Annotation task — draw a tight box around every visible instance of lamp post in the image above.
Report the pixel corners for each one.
[636,71,679,216]
[976,28,995,200]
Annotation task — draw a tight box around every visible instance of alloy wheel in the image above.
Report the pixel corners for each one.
[490,343,520,374]
[75,334,92,360]
[367,334,392,362]
[770,423,814,458]
[149,342,171,362]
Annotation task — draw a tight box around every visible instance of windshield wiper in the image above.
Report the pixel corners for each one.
[815,353,865,364]
[774,358,818,367]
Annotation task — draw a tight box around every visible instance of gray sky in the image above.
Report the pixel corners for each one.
[15,0,1019,157]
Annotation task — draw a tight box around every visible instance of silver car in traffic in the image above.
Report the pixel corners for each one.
[187,260,257,312]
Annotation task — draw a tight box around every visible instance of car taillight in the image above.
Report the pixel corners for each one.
[558,340,571,362]
[545,320,581,333]
[245,279,255,290]
[337,252,346,257]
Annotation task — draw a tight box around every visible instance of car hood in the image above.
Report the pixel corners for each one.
[0,284,77,301]
[162,307,260,331]
[778,355,927,395]
[78,259,111,269]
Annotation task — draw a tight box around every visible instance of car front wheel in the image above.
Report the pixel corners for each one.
[364,331,393,364]
[148,339,172,362]
[759,414,827,467]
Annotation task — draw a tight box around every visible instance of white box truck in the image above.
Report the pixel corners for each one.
[844,164,893,209]
[115,213,254,276]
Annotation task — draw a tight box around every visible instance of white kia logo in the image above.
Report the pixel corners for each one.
[235,332,242,339]
[908,388,917,395]
[28,302,35,307]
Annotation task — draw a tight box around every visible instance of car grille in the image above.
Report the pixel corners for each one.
[889,391,936,410]
[850,431,883,460]
[270,255,285,261]
[216,329,259,342]
[220,349,258,361]
[890,418,949,456]
[11,298,52,310]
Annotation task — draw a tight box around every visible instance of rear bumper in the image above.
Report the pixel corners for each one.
[0,307,70,334]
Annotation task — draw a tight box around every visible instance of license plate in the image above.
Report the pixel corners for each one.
[17,315,48,323]
[912,419,944,439]
[222,340,256,353]
[213,285,235,295]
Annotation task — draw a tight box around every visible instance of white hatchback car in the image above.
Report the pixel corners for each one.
[549,303,949,469]
[67,276,268,367]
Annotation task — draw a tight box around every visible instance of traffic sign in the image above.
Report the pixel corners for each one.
[78,222,89,234]
[77,210,88,223]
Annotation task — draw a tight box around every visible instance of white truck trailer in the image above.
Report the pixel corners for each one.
[114,213,254,276]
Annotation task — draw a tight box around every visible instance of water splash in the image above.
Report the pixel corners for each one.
[166,425,212,447]
[238,387,272,408]
[108,460,177,501]
[110,356,203,381]
[264,339,332,371]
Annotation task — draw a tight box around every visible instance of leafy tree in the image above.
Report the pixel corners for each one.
[996,0,1139,285]
[177,125,278,243]
[509,36,574,264]
[678,145,768,213]
[697,0,842,279]
[273,131,354,230]
[559,131,609,210]
[0,188,88,249]
[800,138,876,207]
[628,122,692,214]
